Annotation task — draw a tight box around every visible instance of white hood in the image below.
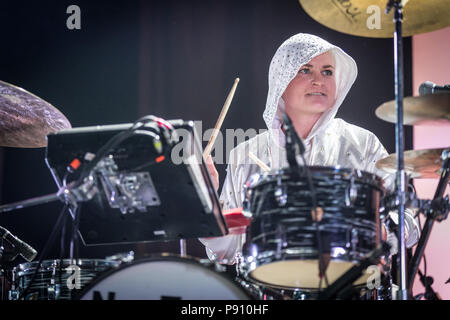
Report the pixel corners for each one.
[262,33,358,146]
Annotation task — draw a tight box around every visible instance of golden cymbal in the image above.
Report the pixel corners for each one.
[299,0,450,38]
[375,93,450,126]
[0,80,72,148]
[376,147,449,178]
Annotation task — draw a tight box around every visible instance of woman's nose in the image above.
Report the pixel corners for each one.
[311,72,322,86]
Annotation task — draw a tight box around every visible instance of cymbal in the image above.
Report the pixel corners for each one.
[375,93,450,126]
[0,80,71,148]
[376,148,449,179]
[299,0,450,38]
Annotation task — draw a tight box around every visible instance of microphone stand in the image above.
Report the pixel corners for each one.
[407,150,450,293]
[385,0,408,300]
[282,112,330,287]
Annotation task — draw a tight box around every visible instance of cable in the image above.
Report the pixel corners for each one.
[73,115,172,189]
[19,204,69,300]
[408,181,427,276]
[296,153,329,290]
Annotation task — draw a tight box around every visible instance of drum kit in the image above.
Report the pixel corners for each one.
[0,0,449,300]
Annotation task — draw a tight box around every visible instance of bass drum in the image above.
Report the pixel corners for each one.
[78,254,252,300]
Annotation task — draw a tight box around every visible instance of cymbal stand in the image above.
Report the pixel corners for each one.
[407,150,450,295]
[385,0,408,300]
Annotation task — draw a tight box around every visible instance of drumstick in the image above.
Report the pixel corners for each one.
[203,78,240,158]
[248,151,270,172]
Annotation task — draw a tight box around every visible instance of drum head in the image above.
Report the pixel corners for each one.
[78,255,251,300]
[249,260,371,289]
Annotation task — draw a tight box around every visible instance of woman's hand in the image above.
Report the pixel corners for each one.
[206,155,219,192]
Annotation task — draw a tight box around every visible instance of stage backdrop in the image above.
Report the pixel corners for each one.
[412,26,450,300]
[0,1,413,266]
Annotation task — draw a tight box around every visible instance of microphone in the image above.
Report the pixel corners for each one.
[282,112,306,170]
[419,81,450,96]
[0,226,37,262]
[318,241,391,300]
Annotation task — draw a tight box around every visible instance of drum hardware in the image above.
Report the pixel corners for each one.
[318,241,391,300]
[419,82,450,96]
[414,269,441,300]
[105,251,135,264]
[8,267,19,300]
[383,194,449,221]
[44,119,227,244]
[0,227,37,263]
[274,175,287,207]
[379,149,450,299]
[345,174,358,207]
[407,150,450,296]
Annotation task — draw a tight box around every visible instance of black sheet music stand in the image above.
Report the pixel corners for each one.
[45,120,227,246]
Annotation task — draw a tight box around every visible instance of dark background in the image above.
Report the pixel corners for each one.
[0,0,412,263]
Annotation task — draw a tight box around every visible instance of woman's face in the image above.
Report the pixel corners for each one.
[282,51,337,117]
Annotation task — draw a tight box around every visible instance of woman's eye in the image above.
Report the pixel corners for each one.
[299,68,309,74]
[322,69,333,76]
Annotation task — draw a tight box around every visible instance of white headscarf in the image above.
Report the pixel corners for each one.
[262,33,358,146]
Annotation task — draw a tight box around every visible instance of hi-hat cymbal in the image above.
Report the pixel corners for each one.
[299,0,450,38]
[375,93,450,126]
[376,148,449,179]
[0,80,71,148]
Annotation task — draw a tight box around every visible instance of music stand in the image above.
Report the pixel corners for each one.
[45,119,228,246]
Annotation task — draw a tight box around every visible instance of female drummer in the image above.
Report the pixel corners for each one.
[201,33,419,265]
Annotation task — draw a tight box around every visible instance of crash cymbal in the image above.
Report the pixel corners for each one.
[376,148,449,178]
[299,0,450,38]
[0,80,71,148]
[375,93,450,126]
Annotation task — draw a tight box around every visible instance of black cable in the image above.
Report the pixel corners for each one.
[74,116,169,189]
[416,214,427,276]
[408,181,427,276]
[19,204,69,300]
[58,206,69,299]
[282,112,328,290]
[297,154,329,290]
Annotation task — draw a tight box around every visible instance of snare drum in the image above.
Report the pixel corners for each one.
[78,254,252,300]
[240,166,385,291]
[12,259,120,300]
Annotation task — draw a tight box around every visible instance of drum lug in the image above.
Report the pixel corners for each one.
[345,176,358,207]
[8,267,19,300]
[47,282,60,300]
[274,176,287,206]
[214,262,227,273]
[8,289,19,301]
[351,228,359,253]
